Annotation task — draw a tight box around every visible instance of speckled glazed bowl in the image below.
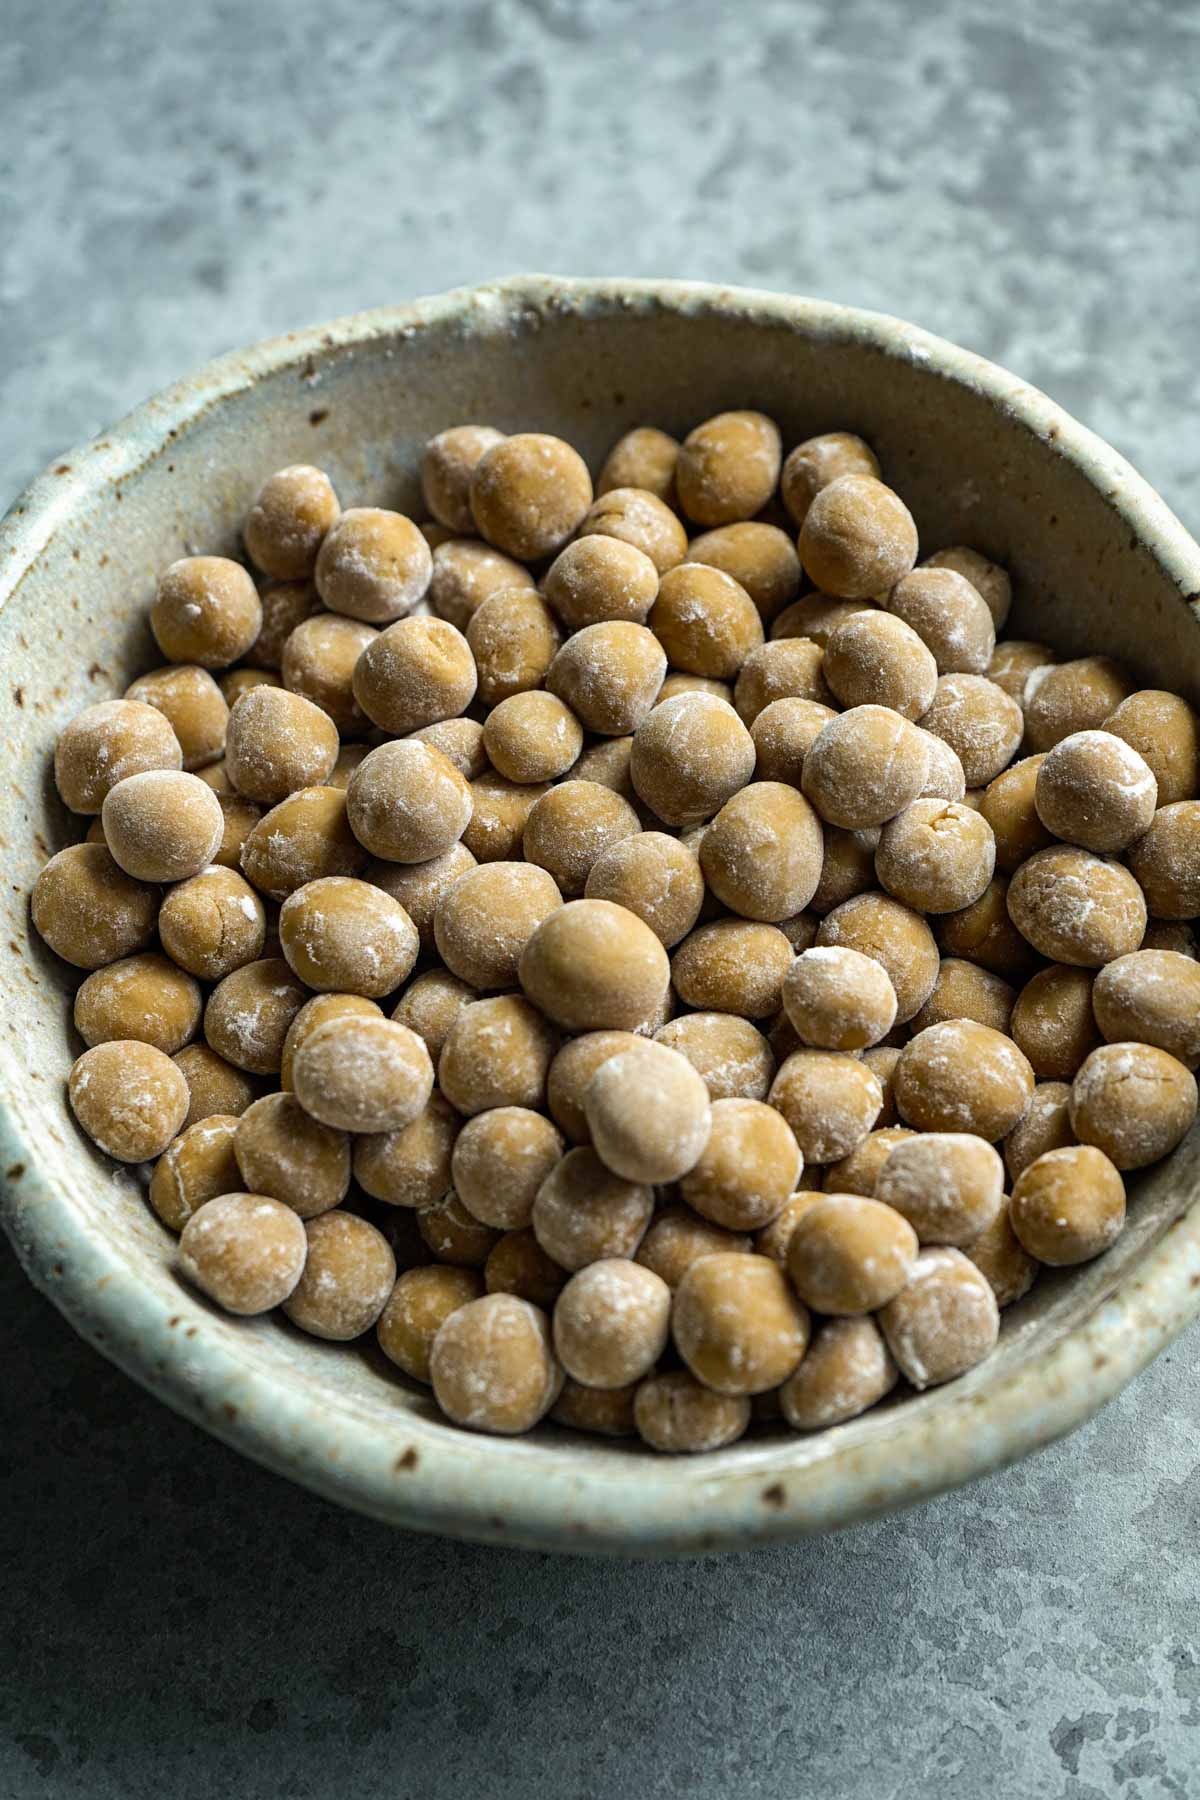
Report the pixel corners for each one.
[4,276,1200,1555]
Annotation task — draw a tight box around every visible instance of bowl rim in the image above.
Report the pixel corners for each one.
[4,273,1200,1556]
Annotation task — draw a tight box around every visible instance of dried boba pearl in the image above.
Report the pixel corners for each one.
[700,781,823,922]
[597,427,680,501]
[461,770,548,862]
[1010,964,1099,1080]
[1126,802,1200,918]
[961,1208,1038,1307]
[815,891,939,1024]
[679,1096,801,1230]
[73,951,201,1055]
[584,1041,711,1184]
[411,716,488,780]
[294,1013,433,1133]
[547,620,666,737]
[279,876,418,997]
[248,579,321,670]
[1104,689,1200,806]
[353,1089,459,1210]
[377,1265,483,1382]
[1034,729,1157,852]
[750,697,838,784]
[150,556,262,669]
[878,1246,1000,1388]
[224,686,338,806]
[220,668,280,707]
[451,1106,564,1230]
[635,1204,752,1287]
[1010,1144,1126,1264]
[241,786,367,901]
[676,410,781,527]
[553,1259,671,1388]
[314,507,432,625]
[911,957,1014,1036]
[55,698,182,813]
[68,1039,189,1162]
[483,691,584,785]
[1004,1081,1075,1183]
[1007,845,1146,966]
[467,589,562,705]
[428,537,536,632]
[584,830,705,947]
[173,1044,260,1128]
[634,1371,750,1453]
[244,465,340,580]
[363,849,474,960]
[630,692,756,827]
[532,1146,654,1271]
[149,1114,241,1232]
[545,1031,644,1143]
[922,546,1012,631]
[178,1191,307,1314]
[158,866,267,981]
[281,613,376,736]
[649,563,763,679]
[802,705,930,830]
[988,639,1055,704]
[673,1252,809,1395]
[352,615,477,736]
[1142,920,1199,957]
[885,567,995,676]
[799,475,917,599]
[786,1195,916,1313]
[520,899,670,1033]
[937,875,1040,982]
[551,1379,638,1438]
[434,861,562,991]
[771,591,871,646]
[915,729,968,802]
[770,1050,882,1164]
[1024,656,1134,753]
[823,1125,917,1197]
[346,739,472,863]
[233,1090,350,1220]
[875,797,995,913]
[1070,1041,1197,1170]
[780,1316,898,1430]
[896,1020,1034,1140]
[421,425,506,533]
[430,1293,562,1434]
[204,957,308,1075]
[981,756,1053,873]
[782,945,897,1051]
[875,1132,1005,1246]
[809,826,878,916]
[470,433,593,560]
[439,994,559,1116]
[1093,950,1200,1068]
[98,768,222,884]
[654,1015,773,1106]
[824,611,938,720]
[685,522,801,625]
[279,1210,396,1340]
[485,1229,569,1310]
[280,993,381,1090]
[579,485,688,574]
[544,535,659,630]
[732,639,830,727]
[781,432,880,529]
[919,673,1023,788]
[672,920,793,1019]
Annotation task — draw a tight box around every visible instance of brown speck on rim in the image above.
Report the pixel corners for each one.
[98,554,109,568]
[51,1263,64,1277]
[309,407,329,426]
[221,1402,238,1422]
[55,463,71,475]
[185,1326,198,1338]
[5,1162,25,1180]
[394,1446,419,1472]
[761,1482,786,1508]
[12,687,23,708]
[87,662,107,682]
[71,548,80,561]
[1093,1354,1109,1370]
[168,1315,181,1328]
[166,463,175,473]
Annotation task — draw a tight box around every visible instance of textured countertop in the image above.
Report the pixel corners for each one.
[3,2,1200,1794]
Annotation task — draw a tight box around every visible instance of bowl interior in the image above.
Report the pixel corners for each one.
[4,277,1200,1553]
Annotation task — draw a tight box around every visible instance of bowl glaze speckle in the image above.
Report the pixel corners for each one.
[4,276,1200,1555]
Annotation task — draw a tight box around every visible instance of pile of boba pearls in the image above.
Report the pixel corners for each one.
[31,405,1200,1453]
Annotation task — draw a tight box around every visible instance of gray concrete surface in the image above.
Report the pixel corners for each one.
[2,0,1199,1794]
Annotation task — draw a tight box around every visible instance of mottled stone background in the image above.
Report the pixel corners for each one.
[2,1,1199,1794]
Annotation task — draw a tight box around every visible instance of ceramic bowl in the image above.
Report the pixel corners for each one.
[3,276,1200,1555]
